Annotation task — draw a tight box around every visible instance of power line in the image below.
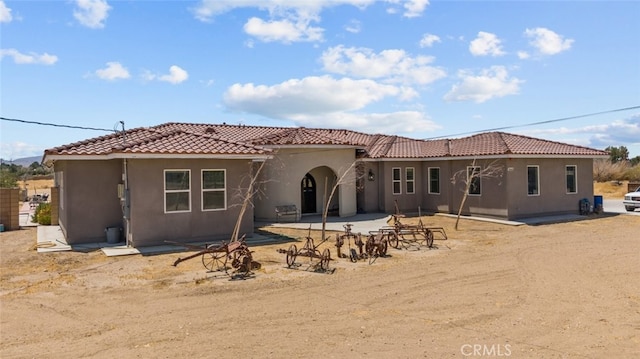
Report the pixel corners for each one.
[422,105,640,140]
[0,116,114,132]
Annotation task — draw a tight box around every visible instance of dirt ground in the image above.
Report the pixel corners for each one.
[1,211,639,358]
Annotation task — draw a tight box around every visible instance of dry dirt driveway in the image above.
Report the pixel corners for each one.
[1,214,639,358]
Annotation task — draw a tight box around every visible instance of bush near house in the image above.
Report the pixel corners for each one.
[32,202,52,225]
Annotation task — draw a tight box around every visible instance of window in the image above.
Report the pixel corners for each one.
[566,165,577,194]
[405,167,415,194]
[428,167,440,194]
[392,167,401,195]
[202,170,226,211]
[527,166,539,196]
[164,170,190,213]
[468,166,481,195]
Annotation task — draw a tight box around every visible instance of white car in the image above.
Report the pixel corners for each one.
[623,186,640,212]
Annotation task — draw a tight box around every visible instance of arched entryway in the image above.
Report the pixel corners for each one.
[301,173,317,214]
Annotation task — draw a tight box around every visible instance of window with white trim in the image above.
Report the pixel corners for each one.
[202,169,226,211]
[566,165,577,194]
[527,166,540,196]
[392,167,402,195]
[468,166,481,195]
[164,169,190,213]
[428,167,440,194]
[405,167,415,194]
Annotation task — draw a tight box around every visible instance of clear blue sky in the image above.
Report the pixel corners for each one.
[1,0,639,160]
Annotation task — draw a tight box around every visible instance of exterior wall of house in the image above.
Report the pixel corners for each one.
[253,148,358,220]
[379,161,424,214]
[504,158,594,219]
[54,160,123,244]
[447,158,509,218]
[421,161,453,214]
[126,158,254,247]
[360,162,381,213]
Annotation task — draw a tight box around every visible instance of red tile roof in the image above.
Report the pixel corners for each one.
[44,122,608,159]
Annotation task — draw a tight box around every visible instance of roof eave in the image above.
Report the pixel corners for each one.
[43,153,273,161]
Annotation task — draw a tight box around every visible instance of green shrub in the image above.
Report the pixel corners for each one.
[31,202,52,225]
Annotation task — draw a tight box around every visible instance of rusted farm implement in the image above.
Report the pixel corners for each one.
[335,223,390,264]
[335,223,363,262]
[281,227,332,272]
[383,204,448,250]
[171,235,253,278]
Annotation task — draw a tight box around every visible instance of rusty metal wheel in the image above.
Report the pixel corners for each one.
[286,244,297,267]
[388,231,399,248]
[320,248,331,271]
[365,236,375,257]
[425,230,434,248]
[201,251,227,272]
[379,237,388,256]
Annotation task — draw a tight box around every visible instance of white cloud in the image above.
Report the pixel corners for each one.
[320,45,446,85]
[0,49,58,65]
[223,75,411,119]
[0,141,43,160]
[469,31,505,57]
[192,1,427,43]
[344,19,361,33]
[95,62,130,81]
[517,51,530,60]
[527,115,640,149]
[73,0,111,29]
[142,65,189,84]
[159,65,189,84]
[0,1,12,23]
[243,17,323,43]
[419,33,440,48]
[291,110,440,135]
[524,27,573,55]
[444,66,523,103]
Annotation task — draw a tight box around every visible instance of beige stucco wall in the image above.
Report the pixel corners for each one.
[421,161,453,214]
[504,158,594,219]
[54,160,124,244]
[254,147,358,220]
[126,158,255,247]
[377,161,424,214]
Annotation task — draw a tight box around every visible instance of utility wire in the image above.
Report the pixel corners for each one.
[422,105,640,140]
[2,105,638,151]
[0,116,114,132]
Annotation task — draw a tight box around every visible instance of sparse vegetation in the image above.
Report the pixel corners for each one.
[31,202,52,225]
[593,158,640,182]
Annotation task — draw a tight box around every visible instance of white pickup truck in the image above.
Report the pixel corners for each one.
[623,186,640,212]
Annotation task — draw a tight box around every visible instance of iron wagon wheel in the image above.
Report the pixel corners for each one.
[286,244,298,267]
[387,231,399,248]
[425,230,434,248]
[365,236,375,257]
[379,237,388,256]
[320,248,331,271]
[202,251,227,272]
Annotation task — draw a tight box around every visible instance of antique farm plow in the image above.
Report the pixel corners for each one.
[384,203,448,250]
[334,223,390,264]
[171,235,254,278]
[280,227,332,272]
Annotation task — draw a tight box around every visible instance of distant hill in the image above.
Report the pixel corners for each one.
[0,156,42,167]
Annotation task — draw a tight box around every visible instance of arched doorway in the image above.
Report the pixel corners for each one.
[301,173,317,214]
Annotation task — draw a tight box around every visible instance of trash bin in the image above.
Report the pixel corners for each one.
[105,227,121,244]
[593,195,603,213]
